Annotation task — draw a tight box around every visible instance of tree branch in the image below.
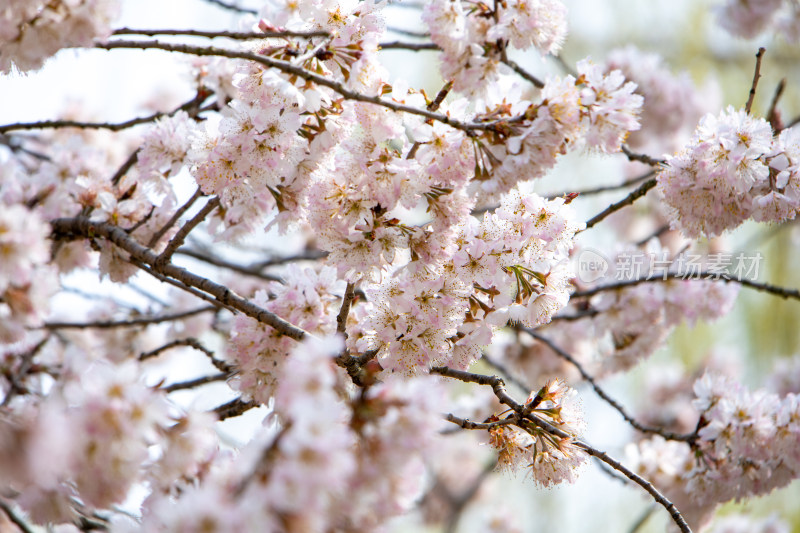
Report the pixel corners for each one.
[43,306,216,329]
[583,178,658,229]
[50,217,310,340]
[745,47,766,115]
[0,499,34,533]
[571,271,800,302]
[436,365,693,533]
[0,87,212,134]
[546,169,656,199]
[336,282,356,335]
[155,196,220,267]
[112,27,330,39]
[161,372,230,393]
[523,329,697,442]
[501,57,545,88]
[147,188,203,248]
[574,440,691,533]
[621,145,665,166]
[139,338,232,372]
[379,41,439,51]
[213,397,256,419]
[197,0,257,14]
[95,40,511,133]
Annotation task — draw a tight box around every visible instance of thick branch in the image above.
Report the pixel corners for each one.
[50,217,309,340]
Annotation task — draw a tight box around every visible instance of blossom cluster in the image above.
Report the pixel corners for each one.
[473,59,642,198]
[0,0,120,73]
[658,107,800,238]
[500,241,740,384]
[627,372,800,529]
[487,379,586,486]
[0,358,195,525]
[0,204,57,343]
[351,189,583,375]
[422,0,567,99]
[229,266,343,404]
[133,337,448,532]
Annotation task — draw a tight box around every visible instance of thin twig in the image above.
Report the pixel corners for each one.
[42,306,216,329]
[574,440,691,533]
[379,41,439,51]
[408,80,454,160]
[571,271,800,302]
[155,197,220,267]
[161,372,230,393]
[0,86,212,135]
[480,353,532,394]
[129,257,239,315]
[139,338,232,372]
[147,188,203,248]
[336,282,356,335]
[545,169,655,199]
[198,0,257,14]
[444,413,518,430]
[178,244,328,279]
[502,57,545,88]
[583,178,658,229]
[634,223,671,246]
[435,366,692,533]
[109,149,140,187]
[621,144,665,166]
[745,47,767,115]
[523,329,697,442]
